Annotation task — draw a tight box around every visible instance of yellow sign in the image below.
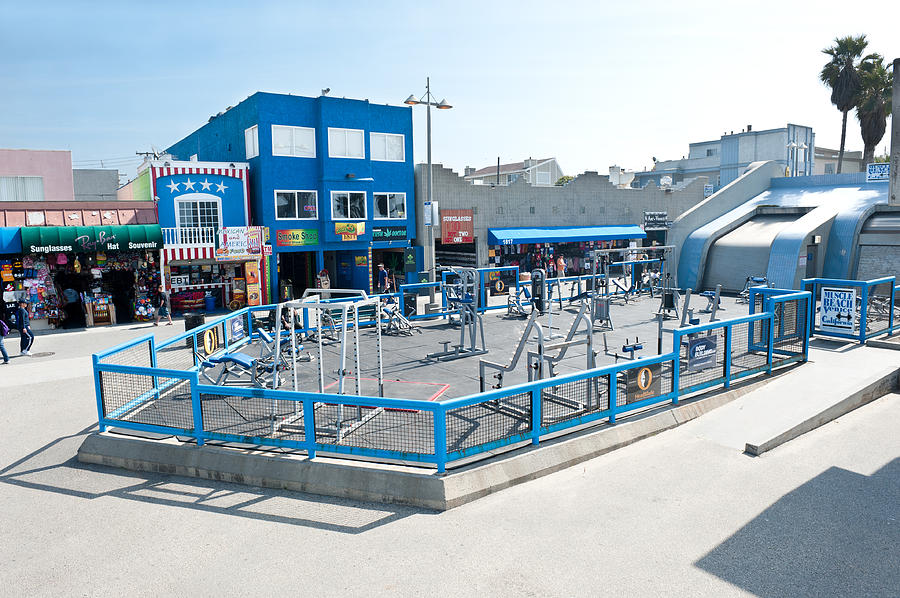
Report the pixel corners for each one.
[203,328,219,356]
[355,255,368,266]
[335,222,365,240]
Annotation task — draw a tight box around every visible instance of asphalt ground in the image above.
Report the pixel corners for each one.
[1,304,898,596]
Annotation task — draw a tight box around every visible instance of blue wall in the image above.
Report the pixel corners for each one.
[155,172,248,229]
[166,92,417,292]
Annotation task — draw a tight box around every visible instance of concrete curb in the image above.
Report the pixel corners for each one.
[78,376,771,511]
[744,366,899,456]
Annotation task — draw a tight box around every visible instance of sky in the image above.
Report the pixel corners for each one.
[1,0,898,183]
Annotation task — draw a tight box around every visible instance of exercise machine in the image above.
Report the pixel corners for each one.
[428,267,488,361]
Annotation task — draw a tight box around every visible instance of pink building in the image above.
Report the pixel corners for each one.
[0,148,74,201]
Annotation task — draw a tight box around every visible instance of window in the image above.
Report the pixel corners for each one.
[271,125,315,157]
[331,191,366,219]
[824,163,835,175]
[328,128,364,159]
[176,198,220,230]
[535,170,551,185]
[370,132,404,161]
[0,176,43,201]
[374,193,406,219]
[244,125,259,159]
[275,190,317,220]
[529,206,535,214]
[706,148,718,157]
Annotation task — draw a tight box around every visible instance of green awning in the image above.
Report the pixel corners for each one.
[20,225,163,254]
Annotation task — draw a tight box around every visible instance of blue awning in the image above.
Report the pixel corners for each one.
[487,225,646,245]
[0,228,21,254]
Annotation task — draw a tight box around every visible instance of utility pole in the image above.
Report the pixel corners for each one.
[890,58,899,205]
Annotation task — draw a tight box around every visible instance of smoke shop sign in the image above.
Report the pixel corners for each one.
[276,229,319,247]
[372,226,407,241]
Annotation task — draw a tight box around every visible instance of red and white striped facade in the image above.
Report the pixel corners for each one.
[162,246,216,262]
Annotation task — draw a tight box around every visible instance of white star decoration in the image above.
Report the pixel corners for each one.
[183,178,195,191]
[216,180,228,193]
[199,179,212,191]
[166,180,180,193]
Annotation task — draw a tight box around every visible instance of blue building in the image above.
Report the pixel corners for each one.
[166,92,417,299]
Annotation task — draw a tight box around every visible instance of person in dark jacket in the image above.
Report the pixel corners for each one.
[15,300,34,356]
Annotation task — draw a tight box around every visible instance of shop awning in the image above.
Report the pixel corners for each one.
[0,227,22,254]
[487,225,647,246]
[20,225,163,254]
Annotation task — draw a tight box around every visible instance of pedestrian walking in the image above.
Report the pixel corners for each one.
[15,300,34,356]
[377,263,392,294]
[0,315,10,364]
[154,285,173,326]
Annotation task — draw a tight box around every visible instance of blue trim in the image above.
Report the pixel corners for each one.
[488,225,646,245]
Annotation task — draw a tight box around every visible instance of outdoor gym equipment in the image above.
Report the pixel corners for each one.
[428,267,488,361]
[601,334,646,363]
[657,273,682,320]
[479,309,542,391]
[588,245,675,304]
[381,299,420,335]
[738,276,769,304]
[507,285,533,318]
[699,284,724,321]
[526,301,595,382]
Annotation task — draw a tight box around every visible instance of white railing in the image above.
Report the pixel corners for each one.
[161,227,217,246]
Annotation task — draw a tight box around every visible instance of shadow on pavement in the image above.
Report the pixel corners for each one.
[695,458,900,597]
[0,425,425,534]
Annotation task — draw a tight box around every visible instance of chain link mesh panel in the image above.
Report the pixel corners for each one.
[99,371,193,431]
[678,327,726,392]
[541,374,609,427]
[314,403,435,455]
[772,297,807,366]
[200,393,305,444]
[98,339,152,366]
[446,391,531,453]
[730,319,770,377]
[155,338,196,370]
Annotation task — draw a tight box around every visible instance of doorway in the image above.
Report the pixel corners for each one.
[278,251,315,299]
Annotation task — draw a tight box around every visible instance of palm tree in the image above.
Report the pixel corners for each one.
[820,35,875,173]
[856,55,894,165]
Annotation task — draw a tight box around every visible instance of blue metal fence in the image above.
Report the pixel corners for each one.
[801,277,895,344]
[91,290,812,473]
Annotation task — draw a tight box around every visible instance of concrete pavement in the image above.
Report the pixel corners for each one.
[1,325,898,596]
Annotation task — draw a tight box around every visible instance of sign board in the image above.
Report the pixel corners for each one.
[798,255,807,267]
[423,201,433,226]
[201,328,221,357]
[486,269,517,296]
[625,363,661,403]
[403,248,417,273]
[228,316,245,342]
[372,226,407,241]
[170,274,190,287]
[216,226,262,262]
[245,261,261,306]
[866,163,890,182]
[820,286,857,335]
[643,211,670,231]
[703,184,714,197]
[335,221,365,241]
[441,209,474,244]
[687,335,718,372]
[276,229,318,247]
[262,244,272,256]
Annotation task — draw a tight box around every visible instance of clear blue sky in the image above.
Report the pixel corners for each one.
[2,1,898,182]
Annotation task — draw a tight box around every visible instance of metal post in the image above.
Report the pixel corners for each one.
[860,284,869,344]
[609,371,617,423]
[303,397,317,460]
[425,77,437,306]
[190,371,204,447]
[92,354,107,433]
[723,324,732,389]
[889,58,899,205]
[531,388,541,445]
[434,406,447,473]
[672,329,680,405]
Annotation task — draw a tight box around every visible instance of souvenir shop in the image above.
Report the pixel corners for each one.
[485,225,648,277]
[12,225,164,330]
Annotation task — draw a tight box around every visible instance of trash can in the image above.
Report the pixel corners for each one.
[203,294,216,312]
[184,312,206,347]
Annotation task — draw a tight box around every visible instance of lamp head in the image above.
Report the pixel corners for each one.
[436,99,452,109]
[404,95,419,105]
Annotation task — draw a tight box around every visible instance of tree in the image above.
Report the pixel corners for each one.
[820,35,875,173]
[555,175,574,186]
[856,55,894,165]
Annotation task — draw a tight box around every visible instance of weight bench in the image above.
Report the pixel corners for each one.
[199,351,263,386]
[699,290,724,313]
[258,328,310,364]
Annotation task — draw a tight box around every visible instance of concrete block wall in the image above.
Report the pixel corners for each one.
[857,245,900,281]
[415,164,708,267]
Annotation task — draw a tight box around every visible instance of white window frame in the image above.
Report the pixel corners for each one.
[244,125,259,159]
[370,132,405,162]
[331,190,367,220]
[175,195,222,231]
[535,170,551,185]
[271,125,316,158]
[274,190,318,220]
[328,127,365,159]
[373,192,406,220]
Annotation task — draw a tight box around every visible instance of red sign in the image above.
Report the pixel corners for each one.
[441,209,474,244]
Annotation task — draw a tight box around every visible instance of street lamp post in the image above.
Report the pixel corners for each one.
[405,78,452,307]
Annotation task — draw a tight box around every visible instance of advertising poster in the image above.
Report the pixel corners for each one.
[245,261,261,306]
[217,227,262,261]
[625,363,661,403]
[228,316,245,342]
[687,334,718,372]
[441,209,474,244]
[820,286,856,334]
[486,269,518,296]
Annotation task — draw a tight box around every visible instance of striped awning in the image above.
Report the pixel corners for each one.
[163,246,216,262]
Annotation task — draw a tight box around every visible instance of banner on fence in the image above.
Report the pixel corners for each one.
[486,269,517,296]
[626,363,661,403]
[228,316,245,342]
[820,286,857,335]
[688,334,718,372]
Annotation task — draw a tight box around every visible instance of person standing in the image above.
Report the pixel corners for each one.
[556,255,567,278]
[15,300,34,356]
[377,263,391,294]
[0,315,10,364]
[154,285,173,326]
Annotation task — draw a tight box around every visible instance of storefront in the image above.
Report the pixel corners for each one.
[14,225,163,329]
[161,226,268,313]
[486,225,647,276]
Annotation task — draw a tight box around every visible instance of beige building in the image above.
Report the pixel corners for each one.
[463,157,564,187]
[813,147,864,175]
